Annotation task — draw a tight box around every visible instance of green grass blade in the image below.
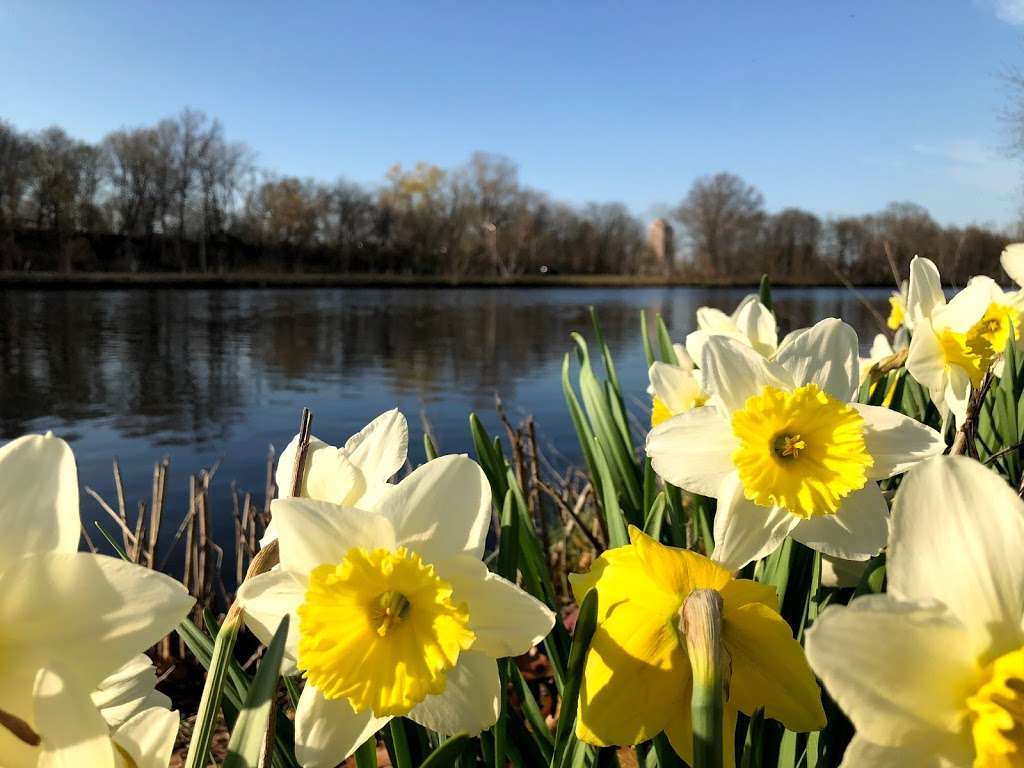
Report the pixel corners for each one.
[421,735,472,768]
[423,433,439,461]
[656,314,679,365]
[354,737,378,768]
[184,605,244,768]
[641,311,655,367]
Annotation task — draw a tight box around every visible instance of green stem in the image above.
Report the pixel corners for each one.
[681,589,725,768]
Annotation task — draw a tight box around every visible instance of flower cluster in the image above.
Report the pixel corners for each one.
[6,243,1024,768]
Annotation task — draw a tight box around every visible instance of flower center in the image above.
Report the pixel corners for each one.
[968,303,1020,359]
[941,328,991,388]
[968,648,1024,767]
[297,546,475,716]
[773,433,806,459]
[730,384,873,519]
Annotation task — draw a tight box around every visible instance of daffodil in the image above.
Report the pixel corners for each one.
[237,454,555,767]
[0,434,194,767]
[261,409,409,547]
[906,256,1024,423]
[92,655,180,768]
[648,348,708,427]
[1001,242,1024,288]
[685,294,779,363]
[806,455,1024,767]
[570,525,824,764]
[647,318,945,570]
[886,280,909,331]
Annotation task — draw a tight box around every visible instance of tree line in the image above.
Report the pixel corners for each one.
[0,110,1012,284]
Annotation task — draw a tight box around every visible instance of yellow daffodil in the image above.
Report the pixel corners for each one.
[237,454,555,767]
[648,349,709,427]
[0,434,194,768]
[685,294,779,363]
[906,256,1024,424]
[261,409,409,547]
[806,455,1024,767]
[92,655,180,768]
[570,525,825,764]
[647,318,945,570]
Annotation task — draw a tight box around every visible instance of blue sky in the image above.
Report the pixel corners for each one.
[2,1,1024,227]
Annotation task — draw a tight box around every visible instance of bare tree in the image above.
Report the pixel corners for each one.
[673,172,765,276]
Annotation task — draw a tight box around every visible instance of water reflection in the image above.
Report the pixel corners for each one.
[0,286,890,445]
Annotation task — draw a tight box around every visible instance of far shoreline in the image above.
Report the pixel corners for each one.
[0,271,894,291]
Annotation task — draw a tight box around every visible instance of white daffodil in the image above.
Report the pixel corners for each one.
[886,280,909,332]
[92,655,179,768]
[906,256,1024,424]
[648,351,708,427]
[858,333,898,385]
[0,434,193,768]
[262,409,409,547]
[806,455,1024,767]
[237,454,555,768]
[1001,242,1024,288]
[685,294,778,363]
[646,318,945,571]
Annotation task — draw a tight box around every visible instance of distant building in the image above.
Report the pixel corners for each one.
[648,218,675,273]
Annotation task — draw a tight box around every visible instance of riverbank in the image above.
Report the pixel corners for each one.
[0,270,888,289]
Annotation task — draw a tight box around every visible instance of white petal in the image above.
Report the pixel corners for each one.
[109,706,179,768]
[294,685,390,768]
[342,409,409,486]
[270,497,394,578]
[944,368,971,426]
[645,407,737,498]
[34,666,116,768]
[407,650,500,736]
[92,655,168,729]
[820,555,869,589]
[711,474,799,571]
[648,362,705,414]
[889,455,1024,658]
[1002,242,1024,288]
[774,318,859,401]
[869,333,895,361]
[907,256,945,328]
[235,569,304,674]
[701,336,793,416]
[805,595,977,747]
[0,433,80,559]
[435,555,555,658]
[671,343,695,370]
[0,553,194,692]
[853,404,946,479]
[696,306,736,332]
[789,483,888,561]
[937,278,996,333]
[276,436,366,507]
[375,455,490,563]
[733,297,777,357]
[906,320,947,393]
[837,734,974,768]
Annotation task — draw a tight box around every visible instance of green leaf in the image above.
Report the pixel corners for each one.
[656,314,679,365]
[423,433,439,461]
[641,311,655,368]
[421,735,472,768]
[551,589,599,768]
[354,737,378,768]
[758,275,773,313]
[223,615,290,768]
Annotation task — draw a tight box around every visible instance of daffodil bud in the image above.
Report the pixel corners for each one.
[680,588,726,768]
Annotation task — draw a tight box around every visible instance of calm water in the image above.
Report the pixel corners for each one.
[0,286,891,568]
